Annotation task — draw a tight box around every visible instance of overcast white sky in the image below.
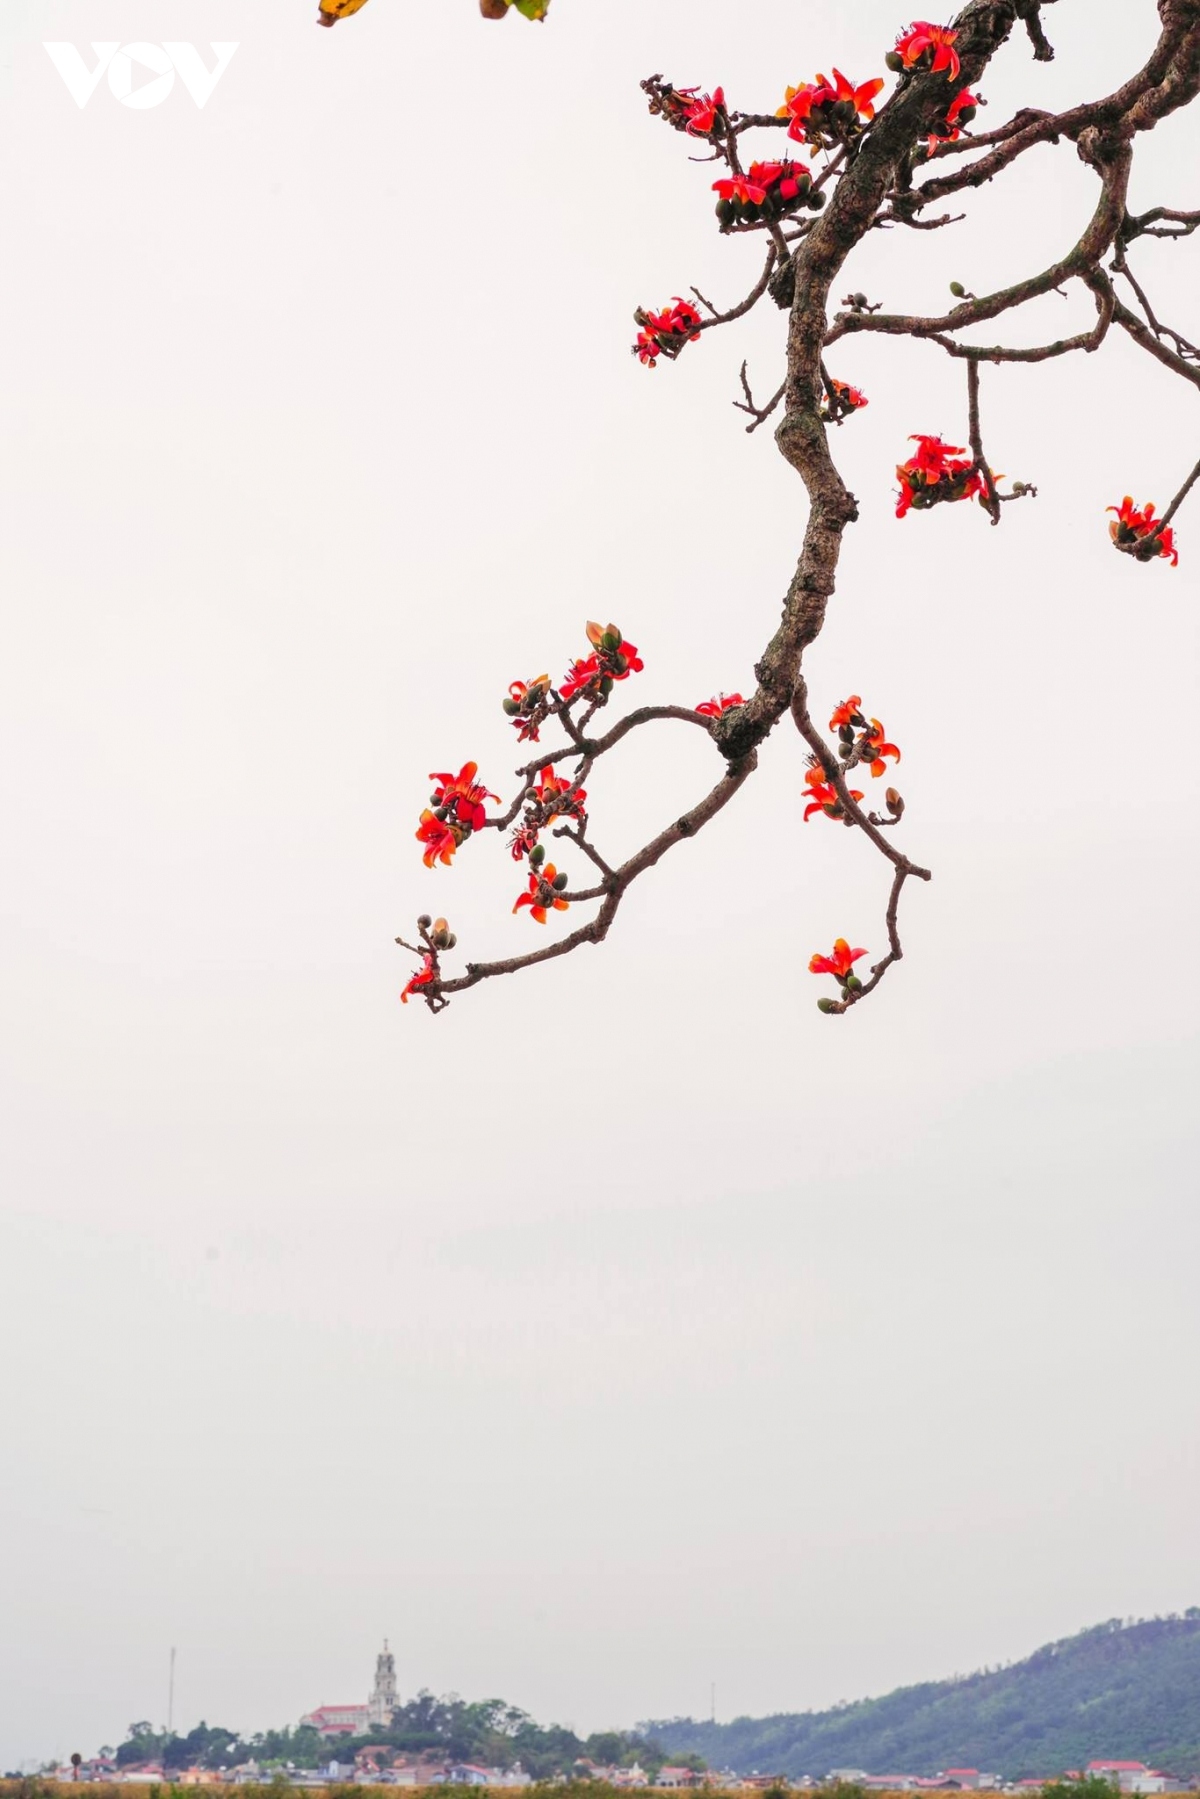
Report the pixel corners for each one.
[1,0,1198,1774]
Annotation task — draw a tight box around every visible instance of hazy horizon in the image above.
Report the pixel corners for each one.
[2,0,1197,1775]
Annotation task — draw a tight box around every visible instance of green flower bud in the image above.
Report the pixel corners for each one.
[601,675,614,695]
[885,49,904,72]
[949,280,966,298]
[601,629,622,652]
[816,997,837,1014]
[502,697,521,715]
[845,974,863,993]
[552,871,569,891]
[417,914,432,930]
[807,188,826,210]
[529,844,545,867]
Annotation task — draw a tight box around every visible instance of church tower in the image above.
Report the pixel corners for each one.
[368,1639,398,1729]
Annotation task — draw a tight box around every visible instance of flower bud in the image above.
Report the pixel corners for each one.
[552,871,569,891]
[430,917,451,949]
[446,933,457,950]
[807,188,826,210]
[816,997,837,1014]
[417,914,432,930]
[885,50,904,71]
[885,787,903,814]
[845,974,863,993]
[529,844,545,866]
[949,280,966,298]
[502,697,521,715]
[601,629,622,652]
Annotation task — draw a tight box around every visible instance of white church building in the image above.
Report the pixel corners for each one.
[301,1642,400,1739]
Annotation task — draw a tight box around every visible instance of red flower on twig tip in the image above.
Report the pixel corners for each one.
[401,954,437,1004]
[562,623,644,699]
[895,434,985,517]
[696,692,745,718]
[863,719,902,777]
[416,809,460,869]
[829,694,865,731]
[634,297,703,367]
[682,85,724,135]
[503,674,551,742]
[809,938,868,980]
[714,159,814,226]
[776,70,885,146]
[513,863,571,925]
[891,22,961,80]
[803,764,864,821]
[1108,495,1179,565]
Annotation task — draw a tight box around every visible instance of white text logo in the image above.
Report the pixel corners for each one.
[43,42,239,110]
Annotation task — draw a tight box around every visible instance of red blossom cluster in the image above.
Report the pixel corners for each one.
[513,843,570,924]
[713,158,821,227]
[502,673,552,743]
[887,21,962,80]
[924,86,980,152]
[820,377,869,424]
[803,761,865,823]
[809,937,870,1012]
[695,692,744,718]
[776,70,885,148]
[1108,495,1179,565]
[509,763,587,860]
[561,619,644,701]
[634,297,703,367]
[829,695,901,778]
[400,916,457,1007]
[895,433,987,518]
[680,85,725,136]
[416,760,499,867]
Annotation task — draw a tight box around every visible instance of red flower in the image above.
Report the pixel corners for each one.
[561,653,602,700]
[863,719,901,777]
[891,22,961,80]
[534,764,587,821]
[829,694,865,731]
[809,938,868,980]
[895,434,984,517]
[820,377,869,422]
[1108,495,1179,566]
[696,692,745,718]
[562,623,645,699]
[803,764,864,821]
[682,85,724,135]
[713,171,769,208]
[503,673,551,742]
[926,86,979,149]
[634,297,703,367]
[513,862,571,925]
[400,954,437,1004]
[416,809,460,869]
[428,760,499,834]
[776,70,885,146]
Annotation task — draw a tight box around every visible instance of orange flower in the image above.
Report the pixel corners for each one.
[890,22,961,80]
[809,938,868,980]
[829,694,865,731]
[864,719,901,777]
[534,764,587,821]
[503,674,551,742]
[803,765,864,821]
[1108,495,1179,566]
[513,862,571,925]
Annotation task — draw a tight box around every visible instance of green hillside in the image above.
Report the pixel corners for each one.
[646,1615,1200,1780]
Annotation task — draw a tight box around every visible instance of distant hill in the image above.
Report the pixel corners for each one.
[645,1615,1200,1780]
